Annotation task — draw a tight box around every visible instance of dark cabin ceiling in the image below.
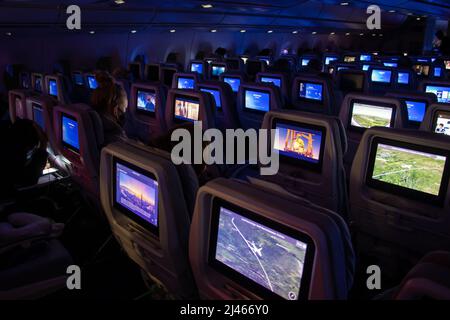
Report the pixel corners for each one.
[0,0,448,35]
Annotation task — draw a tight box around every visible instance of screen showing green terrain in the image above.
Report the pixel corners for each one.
[372,143,446,196]
[351,102,393,128]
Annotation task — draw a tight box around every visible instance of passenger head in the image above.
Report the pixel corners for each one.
[91,71,116,116]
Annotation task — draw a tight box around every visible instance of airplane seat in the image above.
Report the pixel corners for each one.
[44,75,70,105]
[335,69,368,98]
[53,104,108,197]
[124,83,167,144]
[171,72,200,90]
[208,62,227,81]
[164,88,216,133]
[256,72,290,106]
[391,69,416,92]
[224,57,244,72]
[160,66,179,89]
[349,127,450,278]
[291,75,336,115]
[386,92,437,129]
[236,83,283,130]
[367,67,395,94]
[128,62,144,82]
[0,212,72,299]
[234,110,349,217]
[100,141,198,298]
[245,60,266,81]
[219,72,246,96]
[198,81,239,130]
[188,60,207,79]
[391,251,450,300]
[189,178,355,300]
[144,63,161,82]
[70,71,90,104]
[419,80,450,105]
[8,89,31,122]
[339,94,406,179]
[31,73,45,94]
[420,103,450,135]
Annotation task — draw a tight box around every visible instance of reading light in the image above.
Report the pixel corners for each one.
[89,31,95,34]
[211,29,217,33]
[340,2,349,5]
[170,29,176,33]
[345,32,350,36]
[330,32,336,35]
[292,30,298,34]
[267,30,273,33]
[202,4,213,8]
[360,33,364,36]
[131,30,137,34]
[416,17,421,21]
[5,32,12,36]
[240,29,246,33]
[403,52,408,56]
[312,31,317,35]
[115,0,125,4]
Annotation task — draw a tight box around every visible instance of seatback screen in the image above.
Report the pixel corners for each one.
[434,67,442,77]
[114,159,159,234]
[344,56,356,62]
[360,54,372,62]
[223,77,241,92]
[413,64,430,76]
[49,79,58,97]
[174,95,200,121]
[425,85,450,103]
[87,75,98,89]
[383,62,397,68]
[177,77,195,89]
[299,82,323,102]
[209,199,315,300]
[200,88,221,109]
[211,65,226,77]
[301,59,310,66]
[136,89,156,115]
[397,72,410,85]
[433,111,450,136]
[371,69,392,83]
[325,57,338,65]
[34,76,43,92]
[62,114,80,153]
[350,101,394,129]
[405,100,426,123]
[340,73,364,91]
[32,103,45,130]
[244,89,270,112]
[191,63,203,74]
[261,77,281,88]
[367,139,449,204]
[273,120,325,171]
[74,73,84,85]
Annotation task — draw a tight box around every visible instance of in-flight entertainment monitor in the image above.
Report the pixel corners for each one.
[87,75,98,89]
[177,77,195,90]
[174,95,200,122]
[349,100,395,130]
[301,58,310,66]
[211,65,226,77]
[136,89,156,115]
[261,76,281,88]
[244,89,270,113]
[73,73,84,85]
[298,82,323,102]
[433,111,450,136]
[360,54,372,62]
[344,56,356,63]
[340,73,364,92]
[190,63,203,74]
[61,114,80,153]
[223,77,241,92]
[362,65,370,71]
[434,67,442,77]
[371,69,392,83]
[405,100,427,124]
[48,79,58,97]
[34,75,43,92]
[425,85,450,104]
[113,159,159,235]
[383,62,398,68]
[325,56,338,65]
[397,72,410,85]
[366,138,450,205]
[208,198,315,300]
[32,103,45,130]
[413,64,430,76]
[273,119,326,172]
[200,88,221,109]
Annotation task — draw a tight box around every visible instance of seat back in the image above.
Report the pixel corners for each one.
[339,94,406,176]
[189,178,354,300]
[291,75,336,115]
[420,103,450,135]
[350,127,450,267]
[237,83,282,130]
[386,92,437,129]
[164,89,216,131]
[419,80,450,105]
[53,104,104,195]
[31,73,44,94]
[260,110,348,216]
[8,90,30,122]
[209,62,227,80]
[144,63,160,82]
[198,81,238,130]
[245,60,266,81]
[367,67,394,94]
[392,69,416,91]
[256,72,290,105]
[188,60,207,78]
[224,57,243,72]
[44,74,70,105]
[219,72,246,94]
[129,62,143,81]
[160,66,178,88]
[335,69,368,95]
[171,72,199,90]
[125,82,167,143]
[100,141,198,298]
